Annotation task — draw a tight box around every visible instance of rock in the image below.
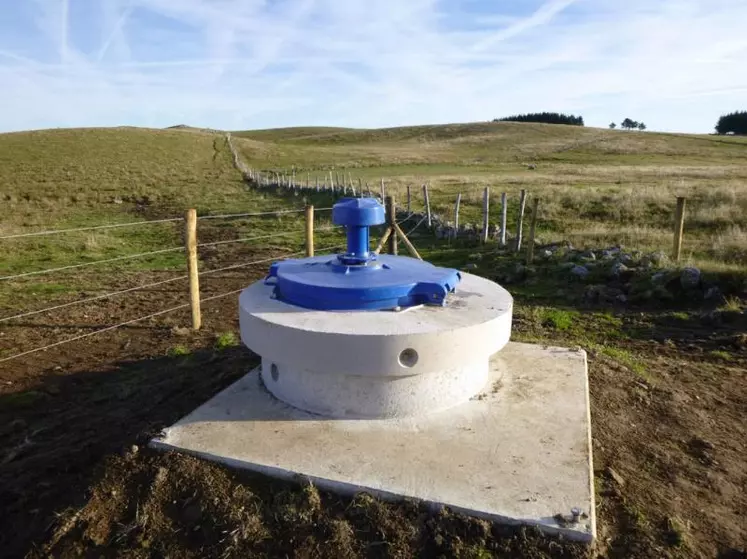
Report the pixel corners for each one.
[468,253,483,261]
[542,249,553,258]
[680,267,701,289]
[619,253,634,265]
[616,294,628,303]
[649,251,668,265]
[704,286,721,300]
[527,163,537,170]
[609,262,629,278]
[464,263,478,270]
[570,265,590,279]
[651,272,667,284]
[605,466,625,487]
[582,250,596,261]
[558,261,576,270]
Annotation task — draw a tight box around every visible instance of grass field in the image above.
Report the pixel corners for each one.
[0,122,745,558]
[234,122,747,271]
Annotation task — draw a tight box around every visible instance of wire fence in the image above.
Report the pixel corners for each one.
[0,207,335,241]
[0,219,339,282]
[0,244,343,364]
[0,200,349,365]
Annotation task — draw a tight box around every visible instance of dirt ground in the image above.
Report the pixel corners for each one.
[1,246,746,558]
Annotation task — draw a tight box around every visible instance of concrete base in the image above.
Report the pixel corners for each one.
[151,342,595,542]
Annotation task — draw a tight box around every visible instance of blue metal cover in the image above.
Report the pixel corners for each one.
[263,197,462,311]
[266,254,461,310]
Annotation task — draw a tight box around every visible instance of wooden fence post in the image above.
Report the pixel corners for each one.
[407,185,412,214]
[481,187,490,243]
[515,189,527,253]
[423,183,432,228]
[454,193,462,239]
[386,196,398,255]
[526,198,539,264]
[305,205,315,257]
[185,209,201,330]
[393,222,423,260]
[380,178,385,202]
[500,192,508,247]
[673,197,686,262]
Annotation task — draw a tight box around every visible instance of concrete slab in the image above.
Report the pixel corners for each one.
[151,342,595,542]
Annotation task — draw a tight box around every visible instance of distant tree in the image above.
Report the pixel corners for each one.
[493,112,585,126]
[609,122,616,129]
[715,111,747,135]
[638,122,647,131]
[621,118,644,130]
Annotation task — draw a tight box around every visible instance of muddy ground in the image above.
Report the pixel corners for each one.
[1,241,746,558]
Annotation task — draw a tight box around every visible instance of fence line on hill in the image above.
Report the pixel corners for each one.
[223,132,693,260]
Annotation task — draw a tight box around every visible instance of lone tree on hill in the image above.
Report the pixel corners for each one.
[609,122,616,129]
[715,111,747,135]
[493,112,584,126]
[638,122,647,131]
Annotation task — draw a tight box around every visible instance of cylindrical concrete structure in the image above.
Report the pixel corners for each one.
[239,271,512,419]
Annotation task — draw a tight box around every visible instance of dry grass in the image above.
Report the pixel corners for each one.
[234,122,747,270]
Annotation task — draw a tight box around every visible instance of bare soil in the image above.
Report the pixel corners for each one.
[1,252,746,558]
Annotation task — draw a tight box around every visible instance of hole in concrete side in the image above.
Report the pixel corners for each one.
[270,363,279,381]
[398,348,418,368]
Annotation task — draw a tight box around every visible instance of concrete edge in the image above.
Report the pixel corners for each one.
[149,438,593,543]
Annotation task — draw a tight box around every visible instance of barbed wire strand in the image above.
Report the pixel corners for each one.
[196,225,339,249]
[0,218,184,240]
[405,215,429,237]
[0,242,346,323]
[0,225,343,282]
[0,207,334,240]
[0,274,189,323]
[0,247,186,282]
[198,207,333,220]
[0,246,343,364]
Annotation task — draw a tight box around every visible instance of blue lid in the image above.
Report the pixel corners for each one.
[264,197,462,311]
[332,197,385,227]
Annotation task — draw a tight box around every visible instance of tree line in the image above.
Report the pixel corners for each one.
[493,112,584,126]
[715,111,747,135]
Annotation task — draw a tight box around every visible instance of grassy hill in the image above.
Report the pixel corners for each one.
[1,122,746,279]
[0,127,342,307]
[232,122,747,269]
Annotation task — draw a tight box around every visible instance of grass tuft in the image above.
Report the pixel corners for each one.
[167,345,190,357]
[214,331,239,351]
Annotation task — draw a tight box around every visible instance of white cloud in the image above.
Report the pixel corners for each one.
[1,0,746,133]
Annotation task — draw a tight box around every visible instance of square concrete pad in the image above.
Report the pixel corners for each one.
[151,342,595,541]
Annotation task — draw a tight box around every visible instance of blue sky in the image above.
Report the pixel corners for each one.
[1,0,746,133]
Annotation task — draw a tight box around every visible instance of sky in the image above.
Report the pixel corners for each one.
[0,0,746,134]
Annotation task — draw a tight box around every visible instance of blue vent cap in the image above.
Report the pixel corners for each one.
[332,197,386,227]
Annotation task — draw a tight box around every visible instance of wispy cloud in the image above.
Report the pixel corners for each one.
[1,0,746,133]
